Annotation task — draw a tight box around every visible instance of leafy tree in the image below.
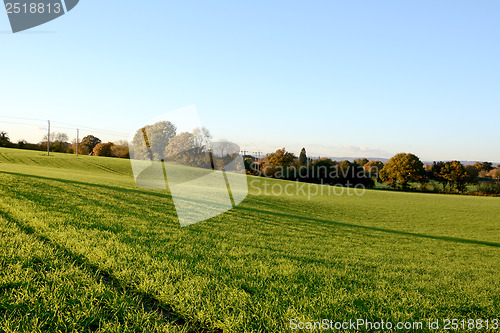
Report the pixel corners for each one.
[379,153,425,189]
[333,160,374,188]
[482,162,494,172]
[354,158,369,166]
[244,158,254,175]
[489,168,500,180]
[165,130,214,168]
[17,140,27,149]
[311,157,336,168]
[465,165,479,184]
[131,121,176,160]
[309,158,336,182]
[431,161,449,191]
[473,161,494,172]
[16,139,39,151]
[110,141,130,158]
[165,132,195,157]
[440,161,471,193]
[298,148,308,166]
[363,161,384,178]
[80,135,101,155]
[0,131,11,147]
[337,160,352,176]
[260,148,297,178]
[264,148,296,167]
[93,142,114,157]
[473,162,485,172]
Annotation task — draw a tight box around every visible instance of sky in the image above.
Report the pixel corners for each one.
[0,1,499,162]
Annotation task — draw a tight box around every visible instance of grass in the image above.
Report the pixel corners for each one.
[0,147,499,332]
[0,215,190,333]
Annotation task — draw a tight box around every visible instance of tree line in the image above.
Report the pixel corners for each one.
[0,130,129,158]
[244,148,500,196]
[2,128,499,196]
[244,148,375,188]
[130,122,243,172]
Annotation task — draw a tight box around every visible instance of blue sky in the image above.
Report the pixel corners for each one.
[0,1,499,162]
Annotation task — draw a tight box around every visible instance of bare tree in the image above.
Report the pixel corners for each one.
[192,127,211,154]
[212,139,237,157]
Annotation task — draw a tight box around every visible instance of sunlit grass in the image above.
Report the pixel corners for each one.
[0,147,499,331]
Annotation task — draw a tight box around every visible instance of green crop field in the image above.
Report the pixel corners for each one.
[0,147,499,332]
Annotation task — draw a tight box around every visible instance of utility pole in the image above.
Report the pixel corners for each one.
[76,129,79,157]
[47,120,50,156]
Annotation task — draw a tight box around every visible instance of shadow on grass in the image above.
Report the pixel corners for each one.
[3,170,499,249]
[0,170,171,199]
[0,207,220,333]
[234,205,500,249]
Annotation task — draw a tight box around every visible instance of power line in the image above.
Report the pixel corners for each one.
[0,115,46,122]
[0,120,45,127]
[0,117,129,137]
[51,120,129,136]
[50,125,127,138]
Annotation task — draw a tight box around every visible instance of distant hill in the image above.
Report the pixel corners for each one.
[316,156,499,166]
[319,156,390,163]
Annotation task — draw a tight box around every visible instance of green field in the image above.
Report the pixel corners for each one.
[1,147,499,332]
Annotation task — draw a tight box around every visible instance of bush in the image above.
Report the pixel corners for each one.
[111,142,129,158]
[474,184,500,196]
[92,142,114,157]
[488,168,500,180]
[419,182,440,193]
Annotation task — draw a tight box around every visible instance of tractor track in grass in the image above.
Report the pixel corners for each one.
[0,208,222,333]
[81,160,130,176]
